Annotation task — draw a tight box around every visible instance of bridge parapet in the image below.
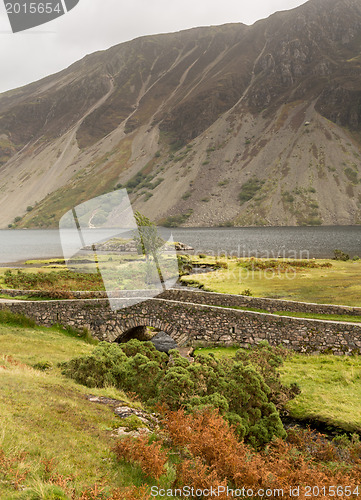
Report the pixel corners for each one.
[1,295,361,354]
[160,288,361,317]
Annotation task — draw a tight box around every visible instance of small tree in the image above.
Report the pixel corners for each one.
[133,211,166,289]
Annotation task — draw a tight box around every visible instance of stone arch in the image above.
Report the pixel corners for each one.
[111,315,178,344]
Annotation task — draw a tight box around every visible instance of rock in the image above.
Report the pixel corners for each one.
[150,331,178,353]
[87,395,159,430]
[174,242,194,252]
[111,427,150,438]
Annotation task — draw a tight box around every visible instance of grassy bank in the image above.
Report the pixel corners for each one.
[194,346,361,434]
[280,354,361,433]
[181,257,361,306]
[0,318,155,499]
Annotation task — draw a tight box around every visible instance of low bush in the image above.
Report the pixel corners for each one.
[162,210,193,227]
[333,249,350,261]
[113,410,361,499]
[239,178,265,204]
[114,435,168,479]
[62,340,298,447]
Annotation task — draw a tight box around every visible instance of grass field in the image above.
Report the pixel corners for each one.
[280,354,361,433]
[0,317,160,499]
[194,346,361,434]
[181,257,361,307]
[3,255,361,307]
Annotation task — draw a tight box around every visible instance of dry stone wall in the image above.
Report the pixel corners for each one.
[160,289,361,316]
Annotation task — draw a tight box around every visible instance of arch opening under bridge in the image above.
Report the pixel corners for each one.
[112,316,180,353]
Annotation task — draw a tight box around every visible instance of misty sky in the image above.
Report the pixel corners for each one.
[0,0,308,94]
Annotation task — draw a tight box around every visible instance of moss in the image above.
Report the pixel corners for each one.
[119,415,148,432]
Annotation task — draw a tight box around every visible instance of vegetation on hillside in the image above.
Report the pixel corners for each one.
[61,340,298,448]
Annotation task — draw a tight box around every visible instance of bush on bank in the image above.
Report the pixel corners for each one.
[61,340,298,448]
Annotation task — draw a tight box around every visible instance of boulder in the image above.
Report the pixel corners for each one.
[151,331,178,353]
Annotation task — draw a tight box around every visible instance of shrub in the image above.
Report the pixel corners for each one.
[63,341,295,447]
[239,259,332,272]
[61,340,168,399]
[119,410,361,498]
[239,178,265,204]
[333,249,350,261]
[181,191,191,200]
[114,435,167,479]
[162,210,193,227]
[235,341,300,411]
[126,172,146,190]
[282,191,294,203]
[345,167,358,184]
[33,360,53,371]
[177,255,193,276]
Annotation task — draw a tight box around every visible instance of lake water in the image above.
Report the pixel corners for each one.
[1,226,361,264]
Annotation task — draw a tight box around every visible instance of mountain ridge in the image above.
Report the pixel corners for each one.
[1,0,361,228]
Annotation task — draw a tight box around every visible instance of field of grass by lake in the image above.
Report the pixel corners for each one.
[3,255,361,308]
[181,256,361,307]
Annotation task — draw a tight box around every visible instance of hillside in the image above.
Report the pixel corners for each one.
[1,0,361,228]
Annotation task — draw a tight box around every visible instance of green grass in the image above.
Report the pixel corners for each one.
[0,293,35,300]
[181,257,361,307]
[194,346,239,358]
[0,320,153,498]
[280,354,361,433]
[194,347,361,434]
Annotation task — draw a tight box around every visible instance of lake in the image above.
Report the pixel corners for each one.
[1,226,361,264]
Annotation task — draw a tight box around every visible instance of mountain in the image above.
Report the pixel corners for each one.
[1,0,361,228]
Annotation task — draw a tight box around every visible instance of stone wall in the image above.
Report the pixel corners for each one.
[5,287,361,317]
[2,296,361,355]
[160,288,361,317]
[0,288,156,299]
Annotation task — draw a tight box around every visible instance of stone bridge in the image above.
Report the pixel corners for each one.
[2,288,361,354]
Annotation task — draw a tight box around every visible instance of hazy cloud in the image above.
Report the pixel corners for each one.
[0,0,307,93]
